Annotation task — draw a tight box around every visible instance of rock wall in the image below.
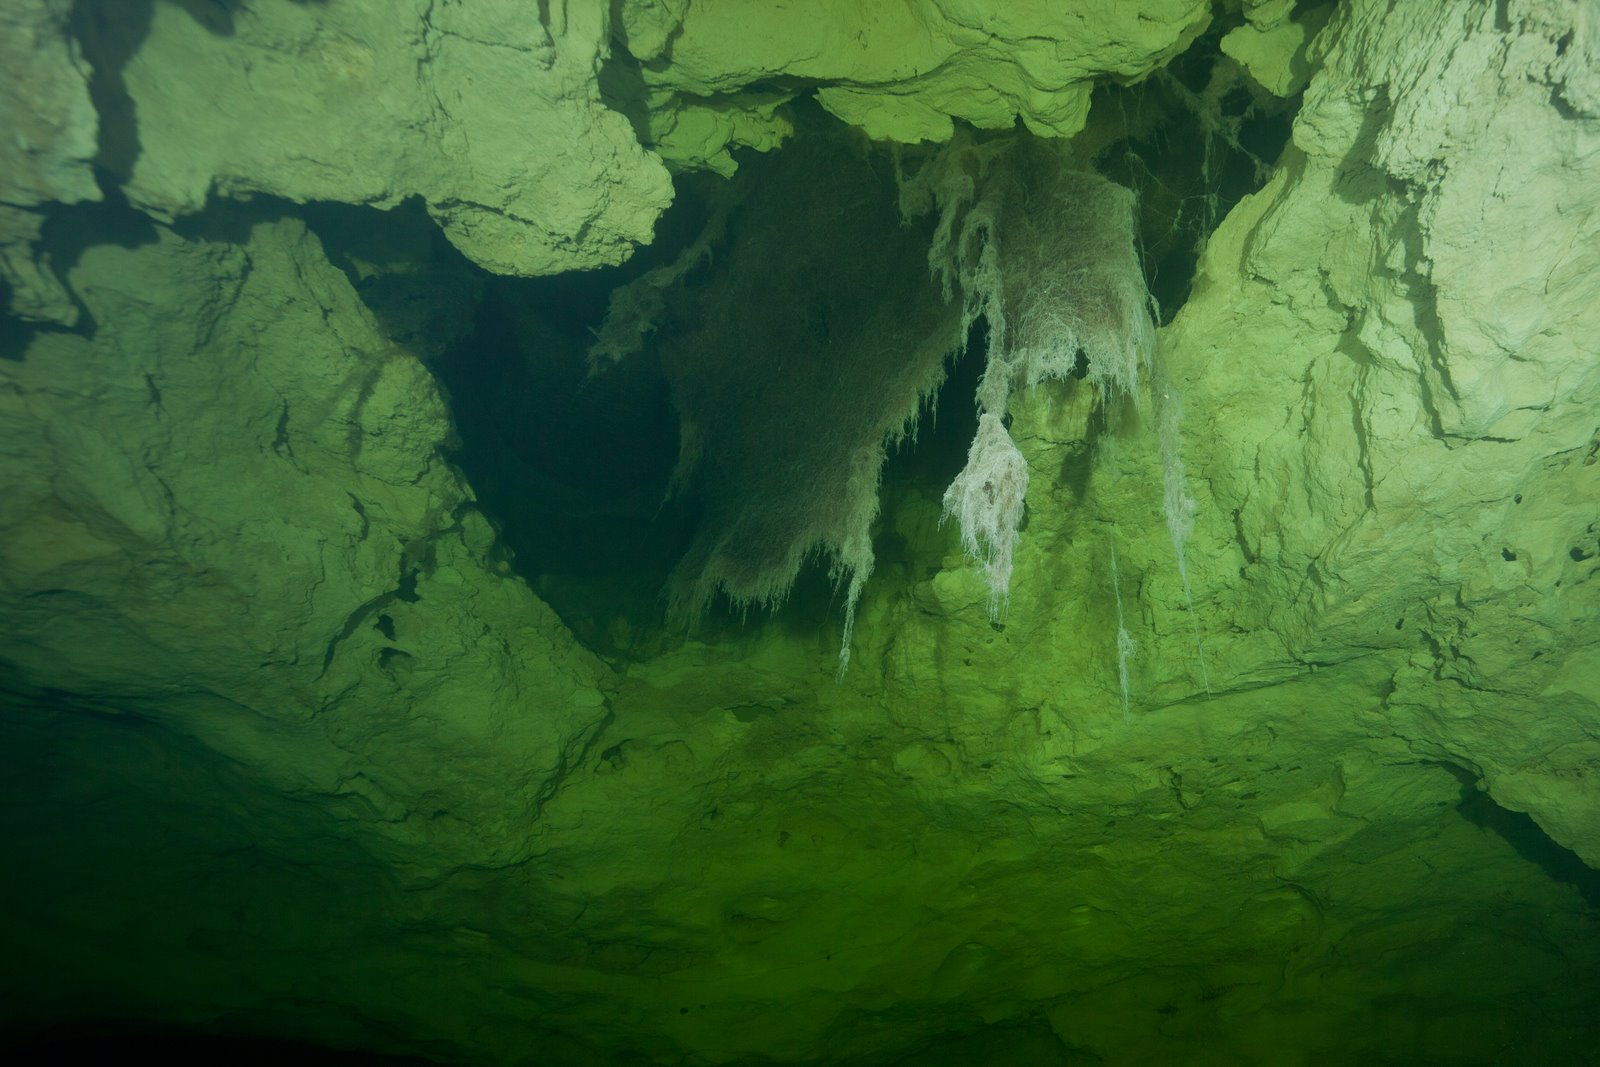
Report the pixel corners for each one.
[0,211,612,879]
[2,0,1597,1064]
[622,0,1211,167]
[0,0,99,325]
[1162,0,1600,864]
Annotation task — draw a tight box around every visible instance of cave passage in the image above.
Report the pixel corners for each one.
[365,29,1297,666]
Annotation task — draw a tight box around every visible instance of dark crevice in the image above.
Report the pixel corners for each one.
[1449,768,1600,910]
[598,0,653,145]
[430,264,692,660]
[3,173,162,350]
[70,0,152,184]
[1090,15,1302,323]
[297,191,697,662]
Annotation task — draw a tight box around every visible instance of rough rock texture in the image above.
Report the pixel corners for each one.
[74,0,672,277]
[622,0,1212,167]
[0,0,99,325]
[1220,0,1333,97]
[1159,0,1600,866]
[2,0,1599,1065]
[0,211,611,879]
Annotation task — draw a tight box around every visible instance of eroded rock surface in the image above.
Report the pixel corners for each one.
[0,212,611,879]
[2,1,1597,1064]
[75,0,672,277]
[624,0,1212,169]
[0,0,99,325]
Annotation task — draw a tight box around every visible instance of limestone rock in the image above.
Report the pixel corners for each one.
[0,212,611,876]
[1220,0,1334,97]
[644,91,796,176]
[2,0,1598,1063]
[623,0,1212,156]
[77,0,672,277]
[1153,0,1600,863]
[0,0,99,325]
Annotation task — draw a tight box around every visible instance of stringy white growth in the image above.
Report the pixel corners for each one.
[941,412,1029,616]
[1116,625,1138,720]
[910,136,1156,406]
[1158,385,1196,590]
[908,134,1158,608]
[1006,169,1156,404]
[1155,376,1211,693]
[908,132,1207,705]
[1110,541,1136,722]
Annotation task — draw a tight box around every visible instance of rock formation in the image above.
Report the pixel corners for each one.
[2,1,1596,1063]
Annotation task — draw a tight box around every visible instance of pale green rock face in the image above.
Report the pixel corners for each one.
[71,0,673,278]
[0,0,99,325]
[624,0,1212,164]
[2,1,1599,1066]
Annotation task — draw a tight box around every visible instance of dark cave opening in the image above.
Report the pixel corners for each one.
[0,0,1306,676]
[437,266,697,658]
[306,25,1300,666]
[301,190,698,660]
[311,107,982,664]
